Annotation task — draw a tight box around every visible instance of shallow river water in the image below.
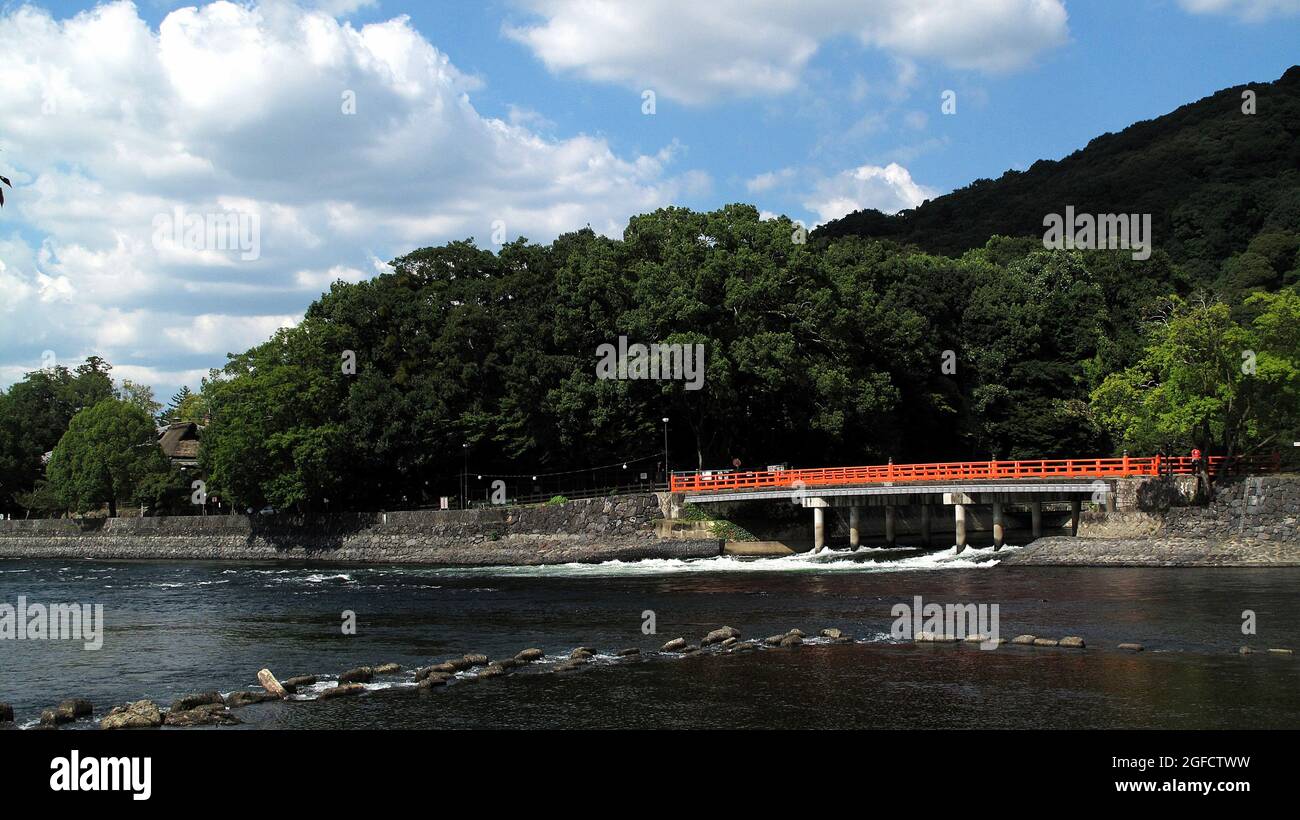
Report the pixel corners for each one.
[2,545,1298,729]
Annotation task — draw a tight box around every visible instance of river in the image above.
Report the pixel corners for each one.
[2,545,1298,729]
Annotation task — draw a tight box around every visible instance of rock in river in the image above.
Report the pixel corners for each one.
[373,663,402,675]
[702,626,741,645]
[1059,636,1086,649]
[170,692,224,713]
[42,698,92,725]
[281,675,317,693]
[165,703,240,727]
[661,638,688,652]
[227,691,281,707]
[462,653,489,667]
[100,700,163,730]
[1011,635,1037,646]
[418,672,451,689]
[515,648,545,663]
[338,666,374,684]
[318,683,367,700]
[257,668,288,698]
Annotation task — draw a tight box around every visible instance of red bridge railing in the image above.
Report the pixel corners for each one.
[669,454,1281,494]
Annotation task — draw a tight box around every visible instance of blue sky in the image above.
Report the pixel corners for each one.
[1,0,1298,403]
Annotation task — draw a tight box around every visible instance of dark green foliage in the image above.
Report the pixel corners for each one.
[815,65,1300,298]
[45,398,172,517]
[0,357,115,515]
[195,198,1228,512]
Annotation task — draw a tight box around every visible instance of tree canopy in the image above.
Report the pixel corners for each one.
[0,357,115,515]
[184,201,1298,513]
[45,398,171,517]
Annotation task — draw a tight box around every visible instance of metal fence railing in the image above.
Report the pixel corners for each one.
[669,454,1283,494]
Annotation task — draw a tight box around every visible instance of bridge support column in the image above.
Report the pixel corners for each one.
[884,505,896,547]
[813,506,826,552]
[944,492,972,553]
[1070,499,1081,537]
[920,504,932,547]
[954,503,967,553]
[1030,500,1043,540]
[992,501,1005,551]
[849,506,861,550]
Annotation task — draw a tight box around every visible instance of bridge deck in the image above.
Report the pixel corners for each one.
[670,454,1278,498]
[683,480,1104,504]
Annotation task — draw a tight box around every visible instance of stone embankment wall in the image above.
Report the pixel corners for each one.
[1006,475,1300,566]
[0,494,721,566]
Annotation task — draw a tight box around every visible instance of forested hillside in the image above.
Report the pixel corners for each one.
[815,66,1300,290]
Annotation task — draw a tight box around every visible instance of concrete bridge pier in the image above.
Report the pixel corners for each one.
[1070,499,1081,536]
[813,505,827,552]
[849,506,861,549]
[920,504,932,547]
[884,505,897,547]
[1030,500,1043,539]
[992,500,1005,550]
[945,492,971,553]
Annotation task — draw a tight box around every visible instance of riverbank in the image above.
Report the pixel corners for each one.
[1001,535,1300,566]
[0,494,721,565]
[0,475,1294,567]
[1006,474,1299,566]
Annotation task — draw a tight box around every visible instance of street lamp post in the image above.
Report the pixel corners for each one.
[461,443,469,510]
[661,417,670,488]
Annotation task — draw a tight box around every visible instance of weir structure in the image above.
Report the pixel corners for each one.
[670,455,1279,553]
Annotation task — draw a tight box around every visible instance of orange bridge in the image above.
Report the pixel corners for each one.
[669,454,1280,553]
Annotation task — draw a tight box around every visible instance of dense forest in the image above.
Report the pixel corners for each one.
[2,70,1299,516]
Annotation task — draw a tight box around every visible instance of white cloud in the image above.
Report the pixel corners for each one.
[746,168,796,194]
[802,162,937,224]
[164,314,302,356]
[293,265,369,291]
[506,0,1069,104]
[1177,0,1300,20]
[0,1,698,397]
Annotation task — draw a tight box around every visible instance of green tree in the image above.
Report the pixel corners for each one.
[1091,289,1300,484]
[201,325,351,512]
[961,249,1108,458]
[117,379,161,419]
[46,398,170,517]
[0,357,115,514]
[161,386,208,424]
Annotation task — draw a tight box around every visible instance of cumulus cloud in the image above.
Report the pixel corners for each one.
[1177,0,1300,20]
[505,0,1069,104]
[802,163,937,224]
[745,168,796,194]
[0,1,698,397]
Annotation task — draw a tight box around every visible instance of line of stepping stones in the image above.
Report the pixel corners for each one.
[2,625,1293,729]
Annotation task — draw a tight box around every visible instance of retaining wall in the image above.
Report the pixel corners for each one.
[0,494,721,566]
